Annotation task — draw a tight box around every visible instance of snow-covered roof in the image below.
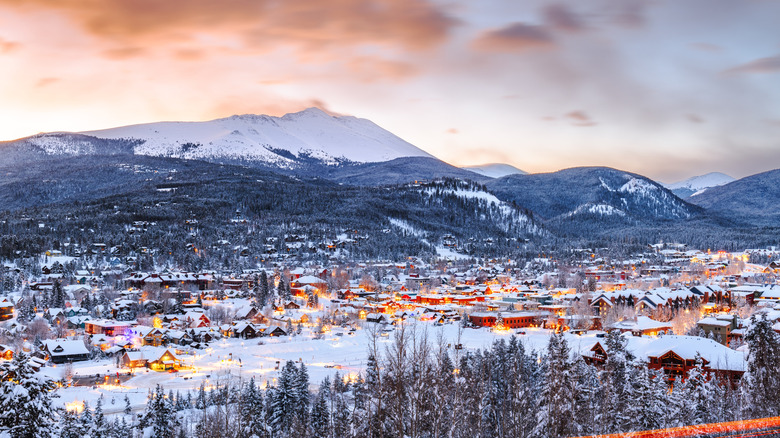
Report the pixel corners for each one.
[609,316,672,331]
[627,335,746,372]
[43,339,89,357]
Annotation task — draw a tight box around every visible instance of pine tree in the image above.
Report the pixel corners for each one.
[79,401,94,438]
[743,314,780,418]
[332,395,351,438]
[93,396,107,438]
[242,377,265,437]
[310,381,331,438]
[534,333,577,438]
[294,362,310,434]
[196,382,207,409]
[626,365,666,432]
[51,280,66,309]
[600,330,634,433]
[123,394,132,415]
[270,361,298,437]
[60,409,83,438]
[142,385,179,437]
[681,355,717,427]
[0,352,59,438]
[259,271,270,307]
[572,358,600,435]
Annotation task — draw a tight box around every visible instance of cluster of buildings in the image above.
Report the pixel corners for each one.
[1,245,779,384]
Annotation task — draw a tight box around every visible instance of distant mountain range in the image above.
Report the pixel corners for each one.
[664,172,735,199]
[461,163,526,178]
[686,168,780,226]
[0,108,777,247]
[486,167,702,231]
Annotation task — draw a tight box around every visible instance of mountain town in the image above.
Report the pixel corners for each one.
[3,239,780,437]
[3,0,780,436]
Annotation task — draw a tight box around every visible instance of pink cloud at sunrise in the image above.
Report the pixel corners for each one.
[0,0,779,181]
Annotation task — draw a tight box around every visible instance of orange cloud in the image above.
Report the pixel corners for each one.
[0,37,20,53]
[472,22,554,52]
[565,110,597,126]
[101,46,146,60]
[0,0,456,54]
[346,56,419,82]
[35,77,59,87]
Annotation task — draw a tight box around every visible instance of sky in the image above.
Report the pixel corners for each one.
[1,0,779,182]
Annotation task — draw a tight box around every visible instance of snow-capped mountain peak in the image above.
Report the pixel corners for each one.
[68,107,434,167]
[665,172,735,198]
[461,163,526,178]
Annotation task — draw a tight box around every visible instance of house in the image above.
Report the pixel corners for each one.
[121,351,148,369]
[122,347,182,371]
[189,327,217,343]
[635,335,745,383]
[697,315,738,345]
[284,301,301,310]
[235,305,258,321]
[43,339,90,364]
[85,320,132,337]
[468,311,543,329]
[0,301,14,321]
[232,322,259,339]
[291,275,327,289]
[0,344,13,360]
[134,326,165,346]
[581,335,745,384]
[184,311,210,328]
[365,313,388,324]
[165,330,190,346]
[267,326,288,337]
[582,342,608,366]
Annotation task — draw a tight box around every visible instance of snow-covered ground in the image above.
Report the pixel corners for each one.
[45,323,568,414]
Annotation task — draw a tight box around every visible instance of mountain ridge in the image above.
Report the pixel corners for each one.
[664,172,735,199]
[461,163,526,178]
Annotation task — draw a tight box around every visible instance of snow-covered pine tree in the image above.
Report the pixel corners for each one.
[259,271,270,307]
[242,377,265,437]
[743,314,780,418]
[269,361,298,437]
[293,362,310,436]
[79,401,94,438]
[59,409,83,438]
[534,333,577,438]
[142,384,179,437]
[123,394,132,415]
[332,395,351,438]
[572,357,600,436]
[600,330,634,433]
[51,280,66,309]
[310,381,331,438]
[92,396,107,438]
[196,381,208,409]
[626,365,665,432]
[0,352,59,438]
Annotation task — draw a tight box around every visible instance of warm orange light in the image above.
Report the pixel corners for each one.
[571,416,780,438]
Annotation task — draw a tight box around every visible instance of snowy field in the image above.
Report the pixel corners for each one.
[46,323,571,414]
